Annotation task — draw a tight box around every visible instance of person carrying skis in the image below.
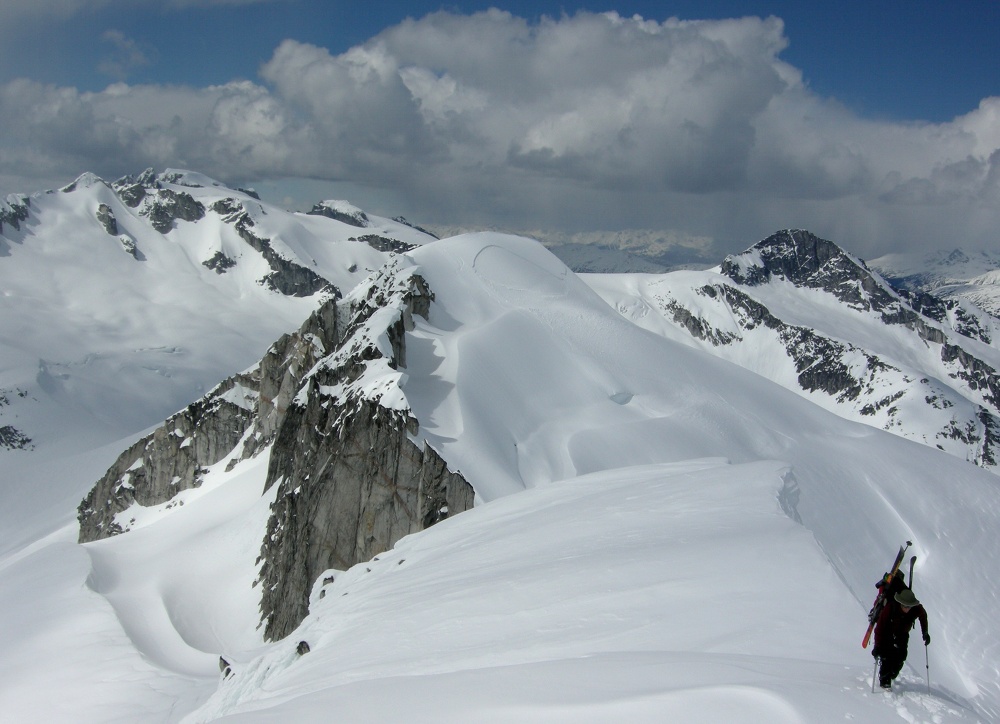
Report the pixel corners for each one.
[872,588,930,689]
[876,568,908,598]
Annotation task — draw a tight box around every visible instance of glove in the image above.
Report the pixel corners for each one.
[923,633,930,646]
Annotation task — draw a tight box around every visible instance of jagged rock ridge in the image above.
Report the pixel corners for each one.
[600,229,1000,472]
[77,257,474,640]
[724,229,994,345]
[210,197,335,297]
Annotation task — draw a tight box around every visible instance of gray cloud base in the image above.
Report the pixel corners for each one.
[1,10,998,257]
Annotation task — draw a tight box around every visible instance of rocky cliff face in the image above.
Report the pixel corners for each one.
[77,375,259,541]
[211,197,335,297]
[722,229,993,346]
[254,262,474,640]
[77,256,474,639]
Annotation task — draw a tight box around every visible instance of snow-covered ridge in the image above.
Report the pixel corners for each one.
[871,247,1000,318]
[4,172,1000,721]
[586,229,1000,473]
[182,231,1000,721]
[0,168,438,454]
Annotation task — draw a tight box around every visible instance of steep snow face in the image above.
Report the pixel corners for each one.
[0,169,435,457]
[584,231,1000,474]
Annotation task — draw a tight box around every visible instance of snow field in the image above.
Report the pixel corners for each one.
[187,460,978,722]
[3,203,1000,722]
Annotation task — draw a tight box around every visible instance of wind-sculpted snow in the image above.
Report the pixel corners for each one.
[4,215,1000,721]
[183,233,1000,722]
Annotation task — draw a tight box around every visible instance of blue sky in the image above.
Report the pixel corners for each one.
[1,1,998,257]
[5,1,995,123]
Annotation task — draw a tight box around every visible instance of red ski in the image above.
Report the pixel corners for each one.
[862,540,912,649]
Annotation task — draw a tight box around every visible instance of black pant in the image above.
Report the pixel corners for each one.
[879,648,907,686]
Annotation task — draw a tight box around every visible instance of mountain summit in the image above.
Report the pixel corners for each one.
[587,229,1000,472]
[2,173,1000,721]
[0,169,435,455]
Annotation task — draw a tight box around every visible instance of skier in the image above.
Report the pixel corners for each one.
[872,588,930,690]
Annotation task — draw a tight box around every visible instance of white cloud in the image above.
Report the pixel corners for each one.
[1,10,998,257]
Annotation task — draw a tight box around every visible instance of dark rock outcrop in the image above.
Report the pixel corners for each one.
[78,257,475,639]
[349,234,416,254]
[77,375,259,541]
[203,251,237,274]
[307,201,369,228]
[113,169,159,208]
[142,189,206,233]
[212,198,335,298]
[111,170,206,231]
[0,425,33,451]
[96,204,118,236]
[0,195,30,236]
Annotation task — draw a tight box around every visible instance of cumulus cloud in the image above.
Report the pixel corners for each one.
[1,9,998,257]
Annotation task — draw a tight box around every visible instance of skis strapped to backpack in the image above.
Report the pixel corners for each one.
[862,540,912,649]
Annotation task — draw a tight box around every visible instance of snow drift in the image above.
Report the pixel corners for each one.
[2,172,1000,722]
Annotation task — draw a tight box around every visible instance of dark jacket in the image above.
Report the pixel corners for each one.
[873,598,928,654]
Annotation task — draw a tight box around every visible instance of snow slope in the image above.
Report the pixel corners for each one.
[871,248,1000,317]
[0,169,433,552]
[2,228,999,722]
[0,170,431,454]
[583,264,1000,470]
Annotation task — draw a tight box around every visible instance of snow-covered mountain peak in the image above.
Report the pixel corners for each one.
[0,169,439,456]
[60,171,109,193]
[720,229,898,312]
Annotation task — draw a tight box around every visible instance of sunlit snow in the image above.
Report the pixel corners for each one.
[1,184,998,723]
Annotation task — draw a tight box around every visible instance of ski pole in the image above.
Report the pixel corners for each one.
[872,656,878,693]
[925,644,930,694]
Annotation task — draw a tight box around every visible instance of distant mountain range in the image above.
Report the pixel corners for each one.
[870,247,1000,317]
[586,229,1000,472]
[4,171,1000,721]
[0,169,434,456]
[426,224,719,273]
